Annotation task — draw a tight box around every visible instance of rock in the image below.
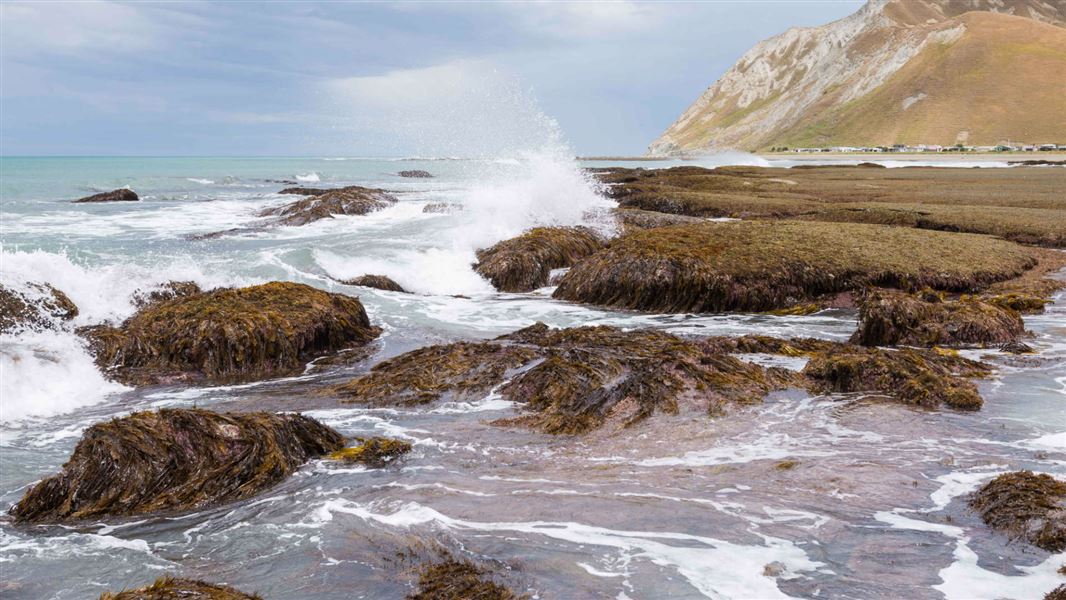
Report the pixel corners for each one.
[99,576,261,599]
[130,281,202,309]
[341,274,408,293]
[1008,160,1066,166]
[10,409,344,524]
[422,202,458,214]
[0,283,78,332]
[970,471,1066,552]
[409,558,522,600]
[613,208,704,232]
[852,288,1026,348]
[72,189,139,203]
[328,436,412,468]
[79,281,380,385]
[278,186,331,195]
[337,323,799,435]
[398,170,433,178]
[474,227,606,293]
[552,221,1037,313]
[261,186,397,226]
[1000,340,1035,354]
[1047,584,1066,600]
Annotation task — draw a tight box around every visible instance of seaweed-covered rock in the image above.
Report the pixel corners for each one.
[10,409,343,524]
[130,281,203,308]
[80,281,380,385]
[0,283,78,332]
[1047,584,1066,600]
[409,558,522,600]
[613,208,704,232]
[328,436,412,468]
[341,274,408,293]
[970,471,1066,552]
[262,186,397,226]
[803,346,990,410]
[73,189,139,203]
[399,170,433,178]
[99,576,261,600]
[853,288,1025,348]
[474,227,606,293]
[553,221,1036,313]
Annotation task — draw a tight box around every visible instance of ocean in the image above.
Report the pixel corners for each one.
[0,152,1062,599]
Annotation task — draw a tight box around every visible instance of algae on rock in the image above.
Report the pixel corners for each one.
[99,576,261,600]
[970,471,1066,552]
[474,227,606,293]
[853,288,1026,348]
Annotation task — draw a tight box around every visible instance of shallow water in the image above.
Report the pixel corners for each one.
[1,155,1063,599]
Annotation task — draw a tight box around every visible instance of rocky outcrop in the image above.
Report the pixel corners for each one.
[970,471,1066,552]
[409,558,522,600]
[0,283,78,332]
[99,576,261,599]
[73,189,139,203]
[852,288,1026,348]
[613,208,704,232]
[80,282,380,385]
[10,409,344,524]
[399,170,433,178]
[328,437,412,468]
[130,281,202,308]
[474,227,606,293]
[341,274,408,293]
[261,186,397,226]
[552,221,1036,313]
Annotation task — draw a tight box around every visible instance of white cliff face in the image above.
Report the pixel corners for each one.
[649,0,1064,154]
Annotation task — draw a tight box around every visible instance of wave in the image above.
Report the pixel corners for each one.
[295,172,321,183]
[186,177,215,185]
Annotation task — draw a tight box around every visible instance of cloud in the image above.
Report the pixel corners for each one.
[511,0,659,38]
[1,1,165,57]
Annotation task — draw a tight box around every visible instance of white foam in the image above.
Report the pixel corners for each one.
[295,172,321,182]
[186,177,214,185]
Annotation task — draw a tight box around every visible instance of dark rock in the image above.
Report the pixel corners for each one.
[100,576,261,599]
[131,281,202,309]
[341,274,408,293]
[1000,340,1036,354]
[970,471,1066,552]
[0,283,78,332]
[72,189,139,203]
[398,170,433,178]
[475,227,606,293]
[10,408,344,524]
[852,288,1026,348]
[263,186,397,226]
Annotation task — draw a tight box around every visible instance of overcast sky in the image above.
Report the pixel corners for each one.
[1,1,861,156]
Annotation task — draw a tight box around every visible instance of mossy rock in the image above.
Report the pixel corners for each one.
[262,185,397,226]
[99,576,261,599]
[10,408,344,524]
[79,281,381,385]
[853,288,1026,348]
[73,189,139,203]
[328,436,412,468]
[0,283,78,332]
[553,221,1036,313]
[474,227,606,293]
[341,274,408,293]
[409,558,523,600]
[970,471,1066,552]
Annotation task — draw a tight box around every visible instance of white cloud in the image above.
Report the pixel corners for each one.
[511,0,659,38]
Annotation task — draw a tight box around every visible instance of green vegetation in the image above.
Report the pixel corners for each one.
[853,288,1025,348]
[970,471,1066,552]
[474,227,606,292]
[11,409,344,524]
[328,436,413,468]
[79,282,380,385]
[99,576,261,600]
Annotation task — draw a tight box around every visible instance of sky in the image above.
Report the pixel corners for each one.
[0,1,861,157]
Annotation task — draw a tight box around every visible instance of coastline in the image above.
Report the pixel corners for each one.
[578,153,1066,162]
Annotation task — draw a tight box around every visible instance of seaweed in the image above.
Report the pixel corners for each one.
[852,288,1025,348]
[261,186,397,226]
[0,283,78,332]
[79,281,380,385]
[971,471,1066,552]
[474,227,606,292]
[328,436,413,468]
[130,281,202,308]
[340,274,408,293]
[99,576,261,599]
[11,408,344,524]
[408,558,523,600]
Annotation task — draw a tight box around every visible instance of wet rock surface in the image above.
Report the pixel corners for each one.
[130,281,203,309]
[328,436,412,468]
[0,283,78,332]
[852,288,1026,348]
[340,274,408,293]
[970,471,1066,552]
[99,576,261,599]
[11,409,344,524]
[474,227,606,293]
[73,189,139,203]
[79,281,380,385]
[408,557,523,600]
[398,170,433,178]
[261,186,398,226]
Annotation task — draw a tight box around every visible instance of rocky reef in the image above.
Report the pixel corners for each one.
[852,288,1026,348]
[398,170,433,178]
[474,227,606,293]
[409,558,523,600]
[340,274,408,293]
[99,576,261,599]
[130,281,203,308]
[11,409,343,524]
[80,282,380,385]
[552,221,1035,313]
[0,283,78,332]
[970,471,1066,552]
[328,436,412,468]
[73,189,139,203]
[262,186,398,226]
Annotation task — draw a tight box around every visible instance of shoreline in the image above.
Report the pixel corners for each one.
[578,153,1066,162]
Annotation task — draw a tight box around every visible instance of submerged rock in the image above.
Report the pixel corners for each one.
[328,436,412,468]
[970,471,1066,552]
[10,409,344,524]
[409,558,523,600]
[341,274,408,293]
[130,281,202,308]
[99,576,261,599]
[474,227,606,293]
[261,186,397,226]
[398,170,433,178]
[552,221,1036,313]
[80,281,380,385]
[852,288,1026,348]
[0,283,78,332]
[72,189,139,203]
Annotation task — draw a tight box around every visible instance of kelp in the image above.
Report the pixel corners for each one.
[261,185,397,226]
[970,471,1066,552]
[474,227,606,292]
[79,281,381,385]
[99,576,261,599]
[340,274,408,293]
[852,288,1025,348]
[328,436,413,468]
[408,558,523,600]
[553,221,1036,314]
[11,408,344,524]
[0,283,78,332]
